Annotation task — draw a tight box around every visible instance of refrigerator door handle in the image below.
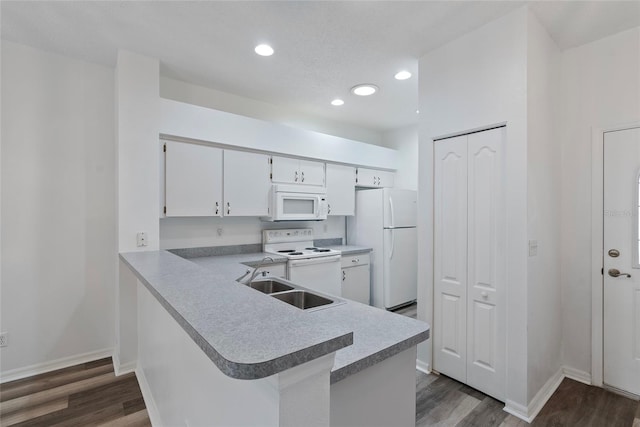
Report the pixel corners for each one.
[389,196,395,228]
[389,230,395,260]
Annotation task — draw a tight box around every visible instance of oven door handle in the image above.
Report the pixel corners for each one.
[288,255,341,267]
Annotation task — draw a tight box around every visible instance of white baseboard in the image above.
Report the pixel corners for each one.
[416,359,431,374]
[113,352,137,376]
[0,348,114,384]
[503,366,594,423]
[562,365,592,385]
[136,366,161,427]
[504,399,530,422]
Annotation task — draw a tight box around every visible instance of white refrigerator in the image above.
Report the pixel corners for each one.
[347,188,417,309]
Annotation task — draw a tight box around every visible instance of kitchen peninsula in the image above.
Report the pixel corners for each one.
[119,249,429,427]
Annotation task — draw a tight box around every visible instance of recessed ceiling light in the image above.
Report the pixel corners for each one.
[254,44,274,56]
[395,71,412,80]
[416,109,420,114]
[351,84,378,96]
[331,99,345,106]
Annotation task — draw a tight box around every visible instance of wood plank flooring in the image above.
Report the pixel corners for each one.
[398,303,640,426]
[2,339,639,426]
[0,358,150,427]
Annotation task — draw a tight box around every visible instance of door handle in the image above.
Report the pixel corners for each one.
[301,171,305,182]
[608,268,631,278]
[227,202,231,215]
[294,171,298,182]
[215,201,219,215]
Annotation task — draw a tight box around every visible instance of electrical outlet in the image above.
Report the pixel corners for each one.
[137,232,147,247]
[217,227,223,237]
[528,240,538,257]
[0,332,8,347]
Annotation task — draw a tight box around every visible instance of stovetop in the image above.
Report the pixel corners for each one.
[263,229,341,259]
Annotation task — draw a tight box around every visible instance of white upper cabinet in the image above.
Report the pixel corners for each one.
[223,150,271,216]
[271,156,325,186]
[356,167,395,188]
[325,164,355,216]
[164,141,222,217]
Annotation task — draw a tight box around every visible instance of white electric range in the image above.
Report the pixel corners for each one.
[263,229,342,297]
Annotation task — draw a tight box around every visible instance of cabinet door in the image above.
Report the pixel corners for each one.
[325,164,355,215]
[377,170,395,188]
[271,156,300,184]
[223,150,271,216]
[165,141,222,217]
[342,265,370,304]
[299,159,325,186]
[356,168,378,188]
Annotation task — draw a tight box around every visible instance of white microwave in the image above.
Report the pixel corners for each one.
[262,184,328,221]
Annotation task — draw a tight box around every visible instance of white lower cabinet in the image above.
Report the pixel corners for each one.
[341,253,370,304]
[434,127,506,401]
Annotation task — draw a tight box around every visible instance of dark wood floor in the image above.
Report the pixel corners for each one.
[0,358,150,427]
[1,332,638,427]
[396,303,640,426]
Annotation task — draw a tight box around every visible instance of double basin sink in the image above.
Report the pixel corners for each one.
[241,277,343,312]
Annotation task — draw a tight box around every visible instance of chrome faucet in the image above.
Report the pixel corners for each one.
[237,256,275,285]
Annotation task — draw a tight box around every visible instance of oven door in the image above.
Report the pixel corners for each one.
[287,255,341,296]
[273,192,327,221]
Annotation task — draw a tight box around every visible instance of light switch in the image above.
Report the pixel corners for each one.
[529,240,538,257]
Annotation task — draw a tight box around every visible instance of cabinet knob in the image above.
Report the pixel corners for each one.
[481,291,488,299]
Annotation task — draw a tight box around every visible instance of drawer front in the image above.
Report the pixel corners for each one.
[341,253,370,268]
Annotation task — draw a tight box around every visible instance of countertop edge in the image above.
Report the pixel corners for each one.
[119,253,354,380]
[330,329,430,384]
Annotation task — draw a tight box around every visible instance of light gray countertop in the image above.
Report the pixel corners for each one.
[120,249,429,384]
[324,245,373,256]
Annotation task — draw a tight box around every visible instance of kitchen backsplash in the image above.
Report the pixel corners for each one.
[159,216,346,250]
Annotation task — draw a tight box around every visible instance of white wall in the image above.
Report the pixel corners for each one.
[161,77,383,147]
[560,27,640,375]
[418,7,529,408]
[115,50,160,373]
[1,41,115,376]
[526,11,563,399]
[160,216,345,249]
[382,125,418,190]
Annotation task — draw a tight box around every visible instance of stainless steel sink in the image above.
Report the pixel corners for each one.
[271,290,334,310]
[246,279,294,294]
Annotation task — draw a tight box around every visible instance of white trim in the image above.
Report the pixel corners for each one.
[416,359,431,374]
[0,348,113,384]
[562,365,592,385]
[113,352,137,377]
[503,367,564,423]
[591,121,640,388]
[136,367,161,427]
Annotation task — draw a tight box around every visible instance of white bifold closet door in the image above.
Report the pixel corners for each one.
[434,127,506,401]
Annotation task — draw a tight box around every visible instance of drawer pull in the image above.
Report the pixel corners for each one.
[351,258,359,263]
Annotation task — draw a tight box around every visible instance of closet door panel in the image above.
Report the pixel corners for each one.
[466,127,506,401]
[434,135,468,383]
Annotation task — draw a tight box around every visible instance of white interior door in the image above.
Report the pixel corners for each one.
[465,128,506,400]
[434,135,468,383]
[603,127,640,396]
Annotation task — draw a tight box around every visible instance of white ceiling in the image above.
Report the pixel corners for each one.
[2,1,639,134]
